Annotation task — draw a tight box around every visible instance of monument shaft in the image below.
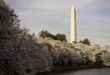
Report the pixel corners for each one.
[71,6,77,42]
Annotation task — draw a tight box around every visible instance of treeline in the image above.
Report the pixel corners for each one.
[38,38,110,66]
[38,30,67,42]
[38,30,91,45]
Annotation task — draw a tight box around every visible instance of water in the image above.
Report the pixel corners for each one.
[53,68,110,75]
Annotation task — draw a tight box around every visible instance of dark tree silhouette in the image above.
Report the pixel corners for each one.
[79,38,91,45]
[38,30,67,42]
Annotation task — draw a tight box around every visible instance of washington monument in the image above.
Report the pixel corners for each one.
[70,5,77,43]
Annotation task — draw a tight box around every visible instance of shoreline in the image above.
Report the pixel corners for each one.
[37,65,110,75]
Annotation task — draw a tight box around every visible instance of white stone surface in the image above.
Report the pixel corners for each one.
[70,6,77,42]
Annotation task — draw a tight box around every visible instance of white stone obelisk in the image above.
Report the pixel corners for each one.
[70,5,77,43]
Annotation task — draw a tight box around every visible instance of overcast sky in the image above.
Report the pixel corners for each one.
[5,0,110,46]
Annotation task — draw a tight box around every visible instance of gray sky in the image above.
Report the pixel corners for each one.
[5,0,110,46]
